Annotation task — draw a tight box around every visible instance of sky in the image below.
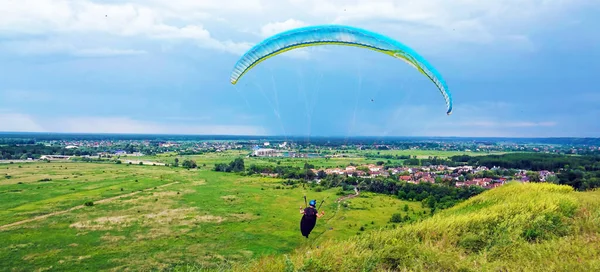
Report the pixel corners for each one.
[0,0,599,137]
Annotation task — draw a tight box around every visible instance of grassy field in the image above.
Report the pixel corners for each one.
[132,150,387,169]
[238,182,600,271]
[0,161,427,271]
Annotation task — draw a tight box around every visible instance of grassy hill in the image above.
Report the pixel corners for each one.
[235,182,600,272]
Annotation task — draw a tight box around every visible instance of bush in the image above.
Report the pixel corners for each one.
[182,159,198,169]
[84,201,94,207]
[389,213,403,223]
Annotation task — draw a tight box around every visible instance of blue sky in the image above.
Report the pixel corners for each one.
[0,0,599,137]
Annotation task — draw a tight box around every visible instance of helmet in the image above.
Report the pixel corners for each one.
[309,200,317,206]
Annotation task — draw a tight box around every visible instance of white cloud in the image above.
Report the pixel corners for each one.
[72,48,147,57]
[0,0,591,57]
[260,19,307,37]
[0,113,46,132]
[447,121,557,128]
[285,0,590,50]
[345,102,565,137]
[57,117,267,135]
[0,114,266,135]
[0,0,251,55]
[0,38,147,57]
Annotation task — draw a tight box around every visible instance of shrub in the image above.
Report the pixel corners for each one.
[389,213,403,223]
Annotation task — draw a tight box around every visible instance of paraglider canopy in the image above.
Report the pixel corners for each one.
[230,24,453,115]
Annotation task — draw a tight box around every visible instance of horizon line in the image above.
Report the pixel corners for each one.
[0,131,599,140]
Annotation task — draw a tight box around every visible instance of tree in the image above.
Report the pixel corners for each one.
[229,158,245,172]
[182,159,197,169]
[526,171,541,182]
[317,170,327,179]
[397,191,407,199]
[389,213,403,223]
[303,162,315,169]
[174,158,179,167]
[546,175,559,183]
[357,166,370,173]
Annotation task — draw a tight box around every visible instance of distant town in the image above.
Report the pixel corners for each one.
[253,162,554,190]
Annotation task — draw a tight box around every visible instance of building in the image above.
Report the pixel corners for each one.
[252,148,278,157]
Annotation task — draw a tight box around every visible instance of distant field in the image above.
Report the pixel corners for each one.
[0,161,427,271]
[129,149,509,170]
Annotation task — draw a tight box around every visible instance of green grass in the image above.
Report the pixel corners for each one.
[236,182,600,271]
[0,160,428,271]
[132,149,508,168]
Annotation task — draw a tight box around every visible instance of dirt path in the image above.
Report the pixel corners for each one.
[0,182,179,231]
[336,187,360,203]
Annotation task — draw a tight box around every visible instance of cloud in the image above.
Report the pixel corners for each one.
[0,113,46,132]
[260,19,307,37]
[448,121,557,128]
[56,117,267,135]
[0,114,266,135]
[0,0,251,55]
[285,0,589,50]
[72,48,147,57]
[0,38,148,58]
[0,0,590,57]
[344,102,564,137]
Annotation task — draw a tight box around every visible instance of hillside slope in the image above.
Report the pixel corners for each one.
[236,182,600,271]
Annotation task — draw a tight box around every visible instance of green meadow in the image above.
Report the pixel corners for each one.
[0,160,427,271]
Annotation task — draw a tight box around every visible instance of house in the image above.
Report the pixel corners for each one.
[368,165,381,172]
[419,177,435,183]
[399,176,412,182]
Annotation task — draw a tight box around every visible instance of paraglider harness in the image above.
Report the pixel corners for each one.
[300,196,324,238]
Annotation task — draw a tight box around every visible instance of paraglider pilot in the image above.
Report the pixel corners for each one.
[299,199,325,238]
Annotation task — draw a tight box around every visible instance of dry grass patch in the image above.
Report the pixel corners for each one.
[196,214,225,223]
[23,249,62,261]
[101,233,126,243]
[192,179,207,186]
[229,213,259,222]
[221,195,237,202]
[70,215,135,231]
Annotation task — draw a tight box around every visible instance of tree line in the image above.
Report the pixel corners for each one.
[0,144,95,160]
[449,153,600,171]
